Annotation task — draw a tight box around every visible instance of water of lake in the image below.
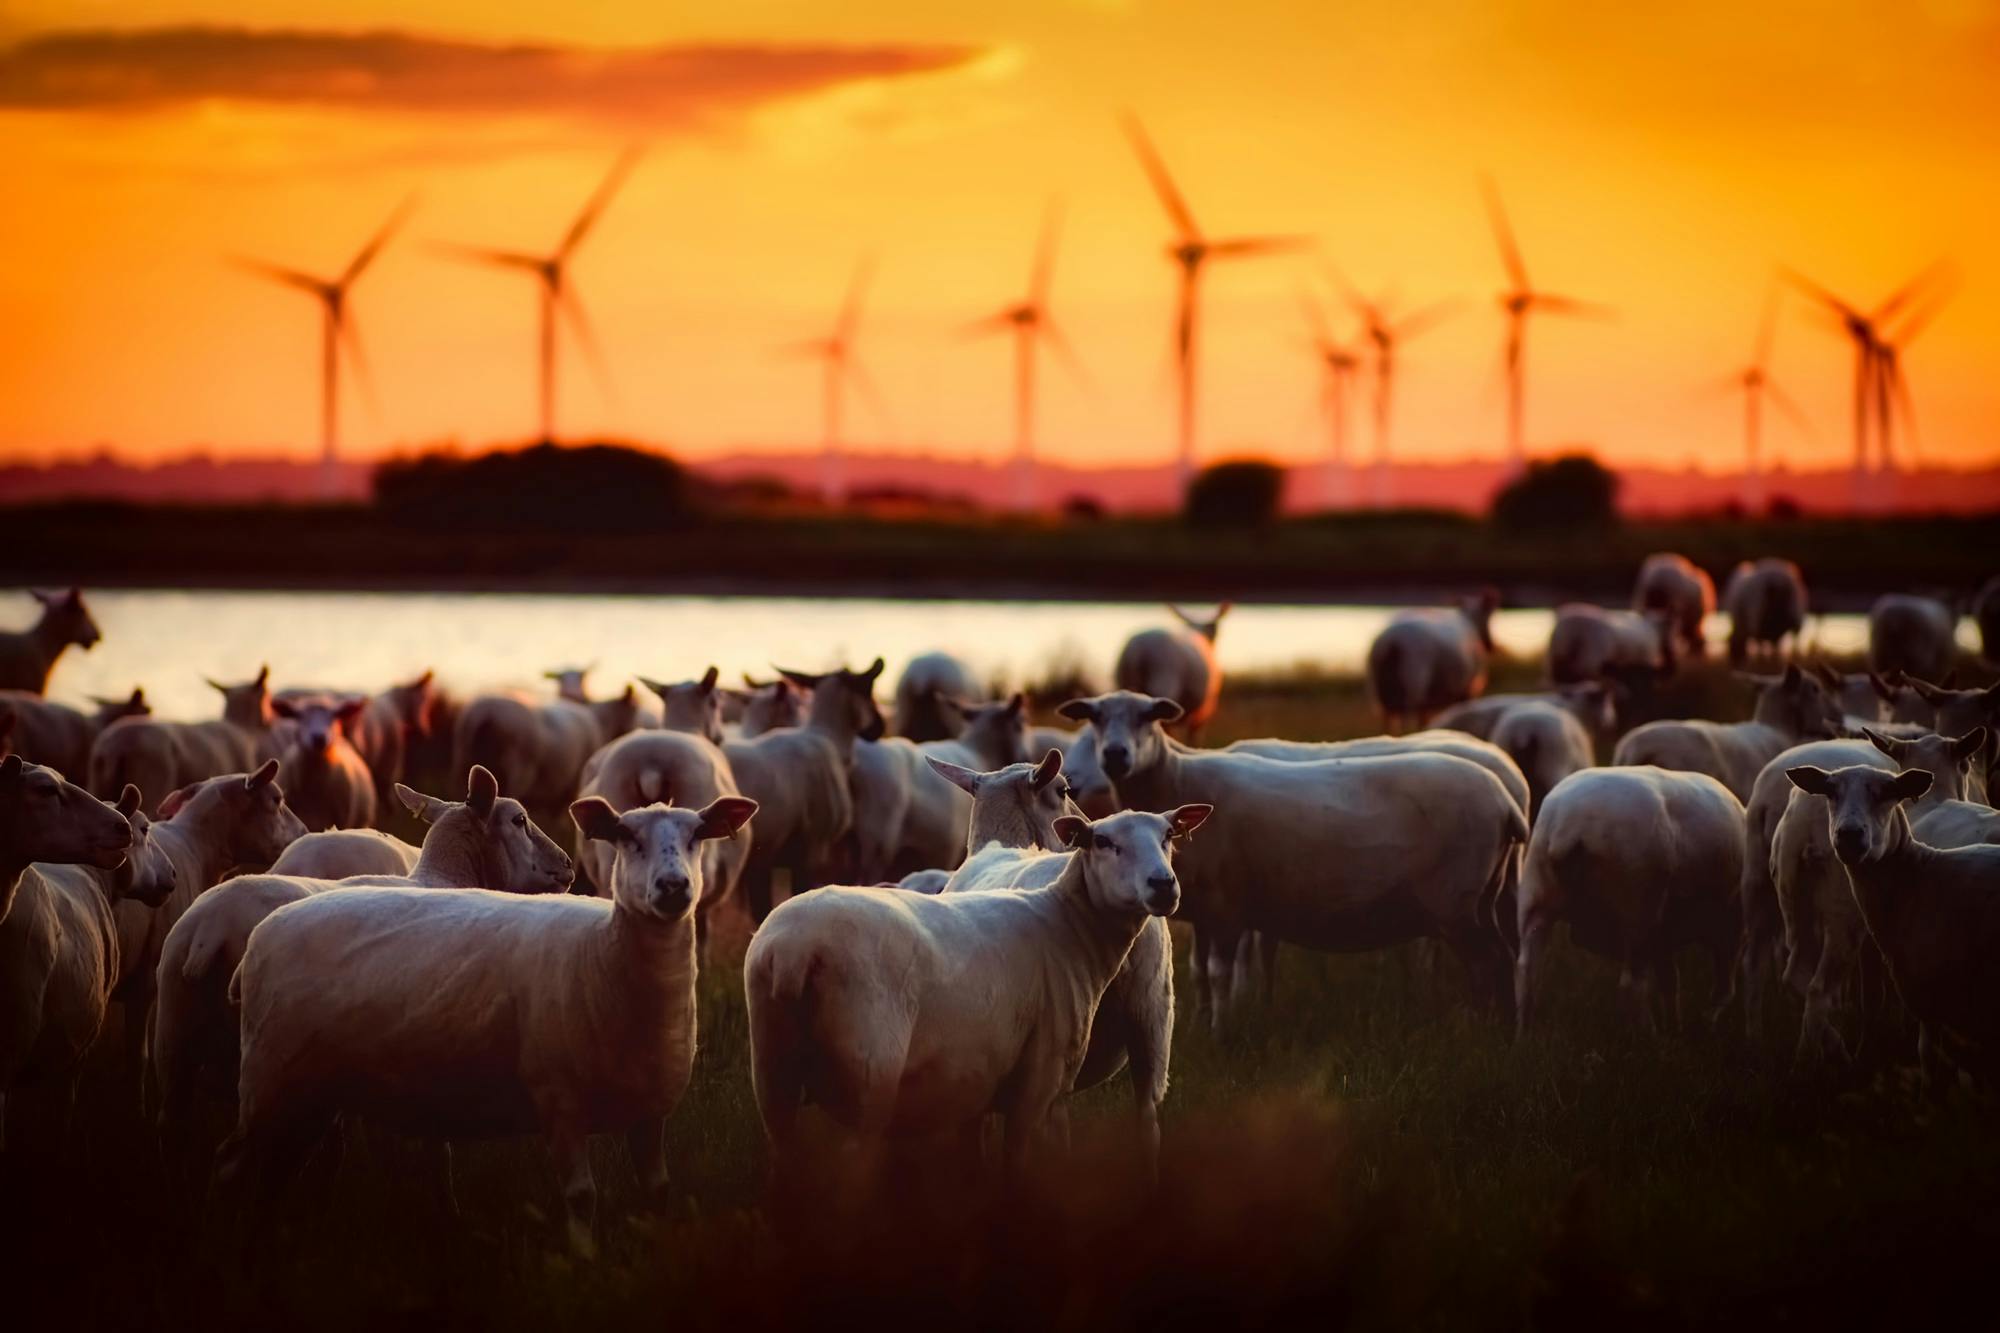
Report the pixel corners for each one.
[17,589,1934,719]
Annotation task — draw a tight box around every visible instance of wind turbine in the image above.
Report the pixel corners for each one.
[787,257,888,504]
[1297,292,1361,508]
[234,198,412,498]
[1870,281,1954,475]
[1722,285,1811,513]
[1481,178,1610,472]
[438,149,639,445]
[1782,262,1948,508]
[1124,116,1311,492]
[1330,269,1456,507]
[965,202,1087,510]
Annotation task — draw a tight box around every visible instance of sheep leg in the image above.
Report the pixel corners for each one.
[1797,924,1853,1068]
[627,1117,671,1211]
[1002,1074,1063,1180]
[1203,926,1242,1036]
[1229,933,1258,1013]
[549,1127,598,1259]
[1514,915,1552,1039]
[1189,928,1212,1022]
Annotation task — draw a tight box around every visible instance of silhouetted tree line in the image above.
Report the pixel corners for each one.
[374,443,698,531]
[1184,459,1286,527]
[1490,454,1620,531]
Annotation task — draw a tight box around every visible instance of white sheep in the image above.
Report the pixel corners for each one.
[271,694,377,832]
[1365,592,1496,732]
[1434,684,1617,747]
[87,666,278,814]
[1514,765,1744,1036]
[638,667,725,746]
[893,651,978,742]
[1115,604,1229,740]
[0,588,101,694]
[150,766,573,1136]
[1029,723,1116,817]
[0,766,149,1147]
[1772,728,1980,1064]
[1722,559,1807,666]
[1633,553,1715,660]
[1868,594,1958,685]
[452,680,645,810]
[0,688,149,781]
[1612,664,1844,800]
[723,660,884,920]
[1547,603,1674,686]
[851,694,1034,882]
[745,803,1208,1181]
[268,828,420,879]
[216,792,755,1255]
[1225,730,1531,820]
[1059,691,1528,1030]
[1784,761,2000,1076]
[729,675,807,739]
[275,670,435,811]
[1490,702,1595,818]
[927,751,1177,1172]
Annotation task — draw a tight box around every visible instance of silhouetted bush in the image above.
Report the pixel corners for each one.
[1490,454,1620,531]
[1061,494,1106,521]
[1185,458,1285,528]
[374,442,697,532]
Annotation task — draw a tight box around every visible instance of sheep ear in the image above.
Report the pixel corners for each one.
[1953,726,1990,763]
[775,667,822,690]
[1056,699,1097,723]
[1785,766,1836,797]
[1006,691,1027,717]
[1032,748,1063,791]
[0,752,20,783]
[1869,672,1899,703]
[269,697,298,719]
[393,782,447,824]
[246,759,280,789]
[204,676,228,694]
[466,765,500,817]
[695,797,759,841]
[1168,803,1213,838]
[742,673,771,690]
[157,783,196,818]
[925,755,982,795]
[1053,815,1091,848]
[335,697,367,725]
[569,797,629,845]
[636,675,672,701]
[116,784,142,819]
[699,666,719,694]
[1780,663,1804,689]
[1888,769,1934,803]
[1811,662,1842,690]
[254,665,270,688]
[1145,697,1186,724]
[1861,727,1899,758]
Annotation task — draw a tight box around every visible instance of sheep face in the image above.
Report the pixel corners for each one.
[159,760,307,864]
[947,693,1032,766]
[1786,764,1933,867]
[927,748,1076,850]
[1905,679,2000,742]
[779,658,887,742]
[271,695,366,760]
[396,764,575,894]
[32,587,101,651]
[1052,805,1211,916]
[1751,664,1844,740]
[87,687,151,728]
[112,786,175,906]
[734,677,807,737]
[0,754,133,868]
[1863,726,1989,806]
[204,665,273,727]
[640,668,725,745]
[571,796,758,922]
[1054,691,1183,783]
[543,665,596,703]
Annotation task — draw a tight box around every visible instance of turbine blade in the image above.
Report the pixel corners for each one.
[1752,280,1781,367]
[1324,262,1372,320]
[337,312,382,423]
[1479,176,1530,291]
[1207,234,1313,259]
[836,254,874,344]
[1763,376,1814,438]
[1029,198,1063,304]
[1885,279,1956,348]
[1039,316,1092,391]
[232,256,329,296]
[561,146,643,257]
[845,357,897,442]
[559,287,617,406]
[1779,266,1862,321]
[773,337,834,362]
[431,241,544,272]
[1872,258,1952,325]
[1391,299,1459,341]
[1121,114,1200,239]
[342,194,417,286]
[1886,360,1920,462]
[961,311,1015,340]
[1533,294,1615,320]
[1296,287,1333,345]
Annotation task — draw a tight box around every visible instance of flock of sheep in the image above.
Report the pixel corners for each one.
[3,567,2000,1258]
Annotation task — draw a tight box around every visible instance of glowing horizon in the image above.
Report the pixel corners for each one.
[4,2,1998,479]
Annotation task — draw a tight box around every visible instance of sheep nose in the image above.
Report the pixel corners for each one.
[1100,746,1131,777]
[1146,873,1175,894]
[654,874,690,896]
[1833,825,1868,863]
[1144,873,1178,912]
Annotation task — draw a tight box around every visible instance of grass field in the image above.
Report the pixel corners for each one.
[7,651,1999,1331]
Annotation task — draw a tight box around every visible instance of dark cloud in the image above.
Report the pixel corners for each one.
[0,26,986,122]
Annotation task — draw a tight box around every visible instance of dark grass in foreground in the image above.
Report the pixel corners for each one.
[8,655,2000,1330]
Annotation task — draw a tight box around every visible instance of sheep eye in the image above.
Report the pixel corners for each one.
[513,814,527,828]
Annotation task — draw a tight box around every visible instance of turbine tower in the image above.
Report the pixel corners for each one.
[965,202,1087,510]
[1723,285,1811,513]
[787,257,888,504]
[1124,117,1310,493]
[234,198,412,498]
[439,149,639,445]
[1481,178,1610,472]
[1297,292,1361,508]
[1331,270,1455,507]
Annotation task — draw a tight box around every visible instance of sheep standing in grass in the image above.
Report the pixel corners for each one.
[268,828,420,879]
[1773,728,1980,1064]
[852,694,1034,882]
[1365,592,1495,733]
[1060,692,1527,1029]
[929,751,1177,1173]
[151,766,572,1137]
[1634,553,1715,661]
[1722,559,1807,665]
[452,680,645,811]
[1,768,152,1148]
[1225,730,1531,820]
[724,660,884,920]
[746,803,1207,1180]
[894,652,978,742]
[1868,595,1958,684]
[1785,762,2000,1076]
[0,589,102,694]
[217,793,754,1256]
[1514,766,1744,1036]
[1116,604,1229,741]
[1491,702,1595,818]
[1548,604,1674,686]
[88,667,277,814]
[0,688,149,780]
[1612,664,1843,800]
[271,694,377,832]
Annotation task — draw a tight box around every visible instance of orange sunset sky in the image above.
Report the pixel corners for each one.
[3,0,1998,476]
